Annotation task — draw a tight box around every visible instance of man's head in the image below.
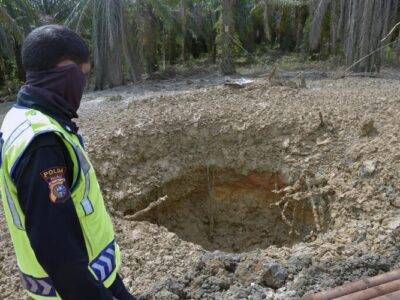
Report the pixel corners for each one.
[22,25,90,74]
[21,25,91,118]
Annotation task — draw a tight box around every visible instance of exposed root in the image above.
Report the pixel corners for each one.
[273,171,334,236]
[126,195,169,221]
[206,166,216,241]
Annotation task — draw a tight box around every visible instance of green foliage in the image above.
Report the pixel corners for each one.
[1,0,397,91]
[383,46,400,65]
[301,15,312,56]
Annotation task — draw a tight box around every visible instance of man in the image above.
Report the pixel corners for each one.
[0,25,135,299]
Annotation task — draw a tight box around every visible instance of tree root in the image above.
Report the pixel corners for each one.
[273,171,334,236]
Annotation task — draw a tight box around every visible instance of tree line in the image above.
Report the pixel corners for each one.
[1,0,400,92]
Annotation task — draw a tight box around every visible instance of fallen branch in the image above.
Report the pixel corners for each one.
[345,72,383,78]
[125,195,168,221]
[344,39,398,75]
[319,111,325,127]
[299,74,307,89]
[268,65,278,81]
[381,21,400,43]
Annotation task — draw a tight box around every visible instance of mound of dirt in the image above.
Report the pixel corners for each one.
[1,75,400,299]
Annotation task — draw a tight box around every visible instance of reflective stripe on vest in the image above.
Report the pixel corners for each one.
[20,273,57,297]
[3,175,23,230]
[75,145,94,215]
[4,120,30,152]
[19,240,117,297]
[89,240,117,281]
[1,118,31,230]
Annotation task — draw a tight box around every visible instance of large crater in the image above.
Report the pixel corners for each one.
[123,166,332,253]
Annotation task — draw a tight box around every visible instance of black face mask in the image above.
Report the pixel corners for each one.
[20,64,87,120]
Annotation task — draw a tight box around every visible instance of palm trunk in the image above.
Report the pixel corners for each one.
[0,59,5,87]
[381,0,399,62]
[108,0,123,87]
[264,0,271,42]
[358,0,375,72]
[136,0,145,72]
[369,0,384,72]
[168,29,177,65]
[344,0,388,72]
[93,0,125,90]
[309,0,320,14]
[345,0,359,66]
[337,0,347,43]
[220,0,236,75]
[210,8,218,64]
[330,0,338,54]
[14,42,25,82]
[122,9,142,83]
[309,0,332,52]
[93,1,107,90]
[180,0,188,61]
[295,6,306,51]
[211,27,217,64]
[145,8,158,73]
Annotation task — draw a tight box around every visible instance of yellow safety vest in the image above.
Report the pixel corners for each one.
[0,107,121,299]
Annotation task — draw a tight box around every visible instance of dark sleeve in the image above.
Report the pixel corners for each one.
[12,133,113,300]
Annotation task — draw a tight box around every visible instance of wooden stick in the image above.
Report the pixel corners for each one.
[268,65,278,81]
[126,196,168,221]
[381,21,400,43]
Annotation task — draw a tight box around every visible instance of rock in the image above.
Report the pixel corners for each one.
[283,138,290,149]
[274,290,299,300]
[359,160,377,177]
[316,137,331,146]
[360,119,376,137]
[249,283,275,300]
[137,278,186,300]
[382,217,400,237]
[287,255,312,274]
[352,230,367,244]
[197,252,240,275]
[235,257,264,285]
[153,289,180,300]
[224,284,251,299]
[260,260,288,289]
[108,94,123,102]
[382,217,400,231]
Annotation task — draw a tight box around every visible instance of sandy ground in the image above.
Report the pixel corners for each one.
[0,71,400,299]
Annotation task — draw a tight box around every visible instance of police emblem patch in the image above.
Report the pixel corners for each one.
[40,167,70,203]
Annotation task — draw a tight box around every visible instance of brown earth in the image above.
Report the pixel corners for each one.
[0,73,400,299]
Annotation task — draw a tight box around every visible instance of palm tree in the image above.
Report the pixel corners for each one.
[309,0,331,52]
[0,0,37,82]
[308,0,399,72]
[220,0,236,75]
[180,0,189,61]
[183,0,219,63]
[0,4,24,42]
[30,0,79,23]
[67,0,142,90]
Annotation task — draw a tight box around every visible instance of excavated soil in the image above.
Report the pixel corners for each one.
[1,73,400,299]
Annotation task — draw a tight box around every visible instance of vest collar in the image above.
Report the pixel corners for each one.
[16,92,79,134]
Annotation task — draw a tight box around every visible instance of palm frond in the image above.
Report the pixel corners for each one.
[0,5,24,42]
[76,0,93,33]
[65,0,92,30]
[0,26,14,58]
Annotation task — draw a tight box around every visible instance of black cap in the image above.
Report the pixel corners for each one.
[22,25,89,72]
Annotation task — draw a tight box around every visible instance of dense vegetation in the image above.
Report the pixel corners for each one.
[1,0,400,92]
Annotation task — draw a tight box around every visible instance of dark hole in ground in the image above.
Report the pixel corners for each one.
[124,167,323,253]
